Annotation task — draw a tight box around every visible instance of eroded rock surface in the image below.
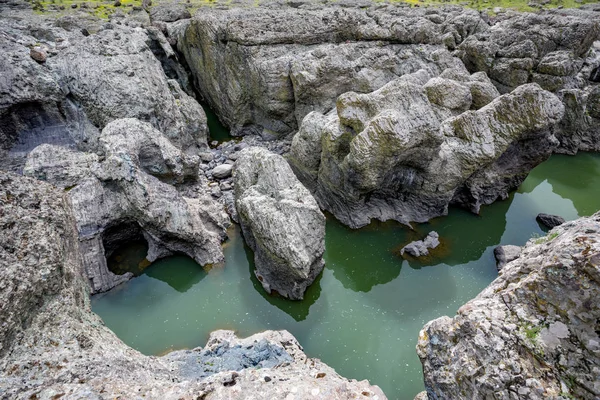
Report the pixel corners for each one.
[401,232,440,258]
[234,147,325,300]
[290,71,564,228]
[178,5,484,137]
[0,171,385,399]
[417,212,600,399]
[23,118,229,293]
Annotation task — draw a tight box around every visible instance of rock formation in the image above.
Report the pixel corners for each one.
[178,5,483,137]
[0,171,385,399]
[0,5,207,173]
[24,118,230,293]
[417,212,600,399]
[289,72,564,228]
[234,147,326,300]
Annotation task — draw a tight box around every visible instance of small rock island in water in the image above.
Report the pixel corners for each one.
[1,0,599,398]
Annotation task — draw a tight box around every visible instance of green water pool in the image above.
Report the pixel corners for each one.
[92,152,600,399]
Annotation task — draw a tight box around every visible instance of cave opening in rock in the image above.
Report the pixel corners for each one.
[102,221,151,277]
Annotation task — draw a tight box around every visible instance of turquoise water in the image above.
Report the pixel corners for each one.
[92,153,600,399]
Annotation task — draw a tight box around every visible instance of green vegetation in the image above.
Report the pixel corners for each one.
[27,0,599,19]
[533,232,560,244]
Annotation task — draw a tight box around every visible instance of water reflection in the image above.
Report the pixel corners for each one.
[145,255,208,293]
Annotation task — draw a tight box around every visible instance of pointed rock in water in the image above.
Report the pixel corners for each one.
[493,244,521,271]
[234,147,325,300]
[536,213,566,229]
[417,212,600,399]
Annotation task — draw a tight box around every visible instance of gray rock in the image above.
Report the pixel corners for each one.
[290,75,564,228]
[401,232,440,258]
[150,4,192,22]
[493,244,521,271]
[212,163,233,179]
[23,118,229,294]
[178,6,483,137]
[536,213,566,229]
[234,147,325,300]
[0,171,384,399]
[417,212,600,399]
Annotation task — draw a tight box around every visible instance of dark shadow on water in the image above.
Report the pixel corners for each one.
[144,255,207,293]
[402,193,514,268]
[242,233,322,322]
[324,214,404,292]
[107,240,150,276]
[201,101,234,144]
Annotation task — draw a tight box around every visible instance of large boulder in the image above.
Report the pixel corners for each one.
[289,70,564,228]
[536,213,566,229]
[417,212,600,399]
[178,5,484,137]
[24,118,229,294]
[493,244,521,271]
[234,147,325,300]
[0,171,385,398]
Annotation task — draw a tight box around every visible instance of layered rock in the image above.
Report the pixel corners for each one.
[0,5,206,173]
[417,212,600,399]
[0,171,385,398]
[24,118,229,293]
[289,70,564,228]
[234,147,325,300]
[178,5,484,137]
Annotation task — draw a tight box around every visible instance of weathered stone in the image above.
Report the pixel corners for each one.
[493,244,521,271]
[290,74,564,228]
[150,4,191,22]
[417,212,600,399]
[23,118,229,294]
[536,212,566,229]
[178,6,483,136]
[212,163,233,179]
[29,46,47,63]
[234,147,325,300]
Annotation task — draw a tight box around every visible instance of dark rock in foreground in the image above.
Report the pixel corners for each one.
[536,213,566,229]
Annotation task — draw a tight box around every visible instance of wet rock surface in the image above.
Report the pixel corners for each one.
[234,147,326,300]
[0,171,385,399]
[417,212,600,399]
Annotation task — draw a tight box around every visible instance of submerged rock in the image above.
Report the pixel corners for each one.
[401,232,440,258]
[290,72,564,228]
[493,244,521,271]
[417,212,600,399]
[536,213,566,229]
[234,147,325,300]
